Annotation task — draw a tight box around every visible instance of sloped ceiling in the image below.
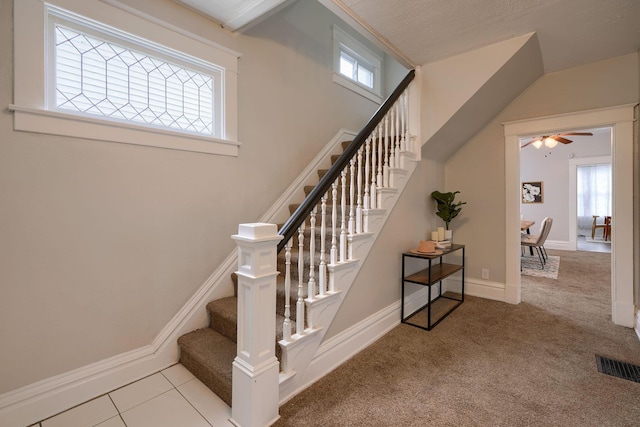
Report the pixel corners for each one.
[327,0,640,73]
[172,1,639,73]
[420,33,544,161]
[172,0,294,31]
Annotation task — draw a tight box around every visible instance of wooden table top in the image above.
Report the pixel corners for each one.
[521,220,535,231]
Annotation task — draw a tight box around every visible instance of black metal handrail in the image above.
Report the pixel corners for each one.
[277,69,415,252]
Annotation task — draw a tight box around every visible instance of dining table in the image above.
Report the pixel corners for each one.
[521,220,535,255]
[521,220,535,232]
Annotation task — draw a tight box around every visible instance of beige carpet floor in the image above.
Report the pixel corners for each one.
[274,250,640,426]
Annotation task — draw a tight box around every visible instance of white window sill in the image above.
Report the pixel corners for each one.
[332,73,382,104]
[8,105,240,156]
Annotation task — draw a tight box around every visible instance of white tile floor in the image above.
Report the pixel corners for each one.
[32,364,232,427]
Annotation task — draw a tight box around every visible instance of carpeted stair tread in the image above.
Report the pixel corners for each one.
[178,328,235,407]
[207,296,238,342]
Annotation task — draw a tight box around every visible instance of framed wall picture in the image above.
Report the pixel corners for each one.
[522,181,543,203]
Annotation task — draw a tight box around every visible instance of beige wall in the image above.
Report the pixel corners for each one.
[446,53,639,285]
[0,0,401,393]
[327,159,445,338]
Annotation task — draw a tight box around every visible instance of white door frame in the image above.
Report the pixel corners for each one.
[568,155,612,250]
[504,104,636,327]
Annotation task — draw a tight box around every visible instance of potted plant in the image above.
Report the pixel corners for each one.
[431,190,466,231]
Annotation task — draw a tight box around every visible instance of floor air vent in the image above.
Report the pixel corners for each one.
[596,355,640,383]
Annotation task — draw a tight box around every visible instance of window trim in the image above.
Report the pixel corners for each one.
[47,8,223,139]
[12,0,241,156]
[332,25,382,104]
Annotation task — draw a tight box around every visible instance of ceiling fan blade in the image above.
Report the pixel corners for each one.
[554,136,573,144]
[557,132,593,136]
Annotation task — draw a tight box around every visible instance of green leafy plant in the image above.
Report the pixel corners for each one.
[431,190,466,230]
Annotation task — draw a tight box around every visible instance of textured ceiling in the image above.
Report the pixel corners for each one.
[337,0,640,72]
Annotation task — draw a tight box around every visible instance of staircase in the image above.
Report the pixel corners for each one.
[177,69,418,426]
[177,140,356,407]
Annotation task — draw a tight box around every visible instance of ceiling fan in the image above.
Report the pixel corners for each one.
[521,132,594,149]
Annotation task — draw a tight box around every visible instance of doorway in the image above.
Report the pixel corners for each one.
[570,151,612,254]
[504,105,635,328]
[519,128,611,252]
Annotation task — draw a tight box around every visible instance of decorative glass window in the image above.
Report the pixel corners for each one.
[332,25,382,103]
[53,23,219,137]
[11,0,240,156]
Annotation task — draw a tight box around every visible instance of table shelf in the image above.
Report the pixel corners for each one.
[405,263,463,285]
[401,244,465,331]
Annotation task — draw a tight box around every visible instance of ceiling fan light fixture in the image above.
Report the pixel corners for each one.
[544,137,558,148]
[532,139,543,149]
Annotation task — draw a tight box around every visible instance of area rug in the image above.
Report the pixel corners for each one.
[521,255,560,279]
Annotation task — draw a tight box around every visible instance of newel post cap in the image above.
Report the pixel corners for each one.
[232,223,283,243]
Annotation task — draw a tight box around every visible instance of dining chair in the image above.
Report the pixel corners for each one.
[591,215,608,240]
[521,217,553,269]
[603,216,612,241]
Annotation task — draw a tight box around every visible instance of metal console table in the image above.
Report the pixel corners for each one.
[401,244,465,331]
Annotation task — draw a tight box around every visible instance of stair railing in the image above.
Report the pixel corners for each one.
[276,70,417,360]
[277,69,415,252]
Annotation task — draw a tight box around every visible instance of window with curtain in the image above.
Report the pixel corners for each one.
[577,163,612,235]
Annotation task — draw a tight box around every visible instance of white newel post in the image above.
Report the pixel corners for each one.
[231,223,283,427]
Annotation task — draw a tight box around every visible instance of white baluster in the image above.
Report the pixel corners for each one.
[296,224,305,336]
[340,169,347,262]
[364,136,371,212]
[390,106,396,169]
[400,92,406,153]
[392,101,402,168]
[348,157,355,236]
[376,124,383,191]
[371,130,378,210]
[319,194,327,296]
[331,180,338,265]
[383,113,389,188]
[356,146,363,234]
[282,239,292,342]
[308,208,316,301]
[404,90,412,153]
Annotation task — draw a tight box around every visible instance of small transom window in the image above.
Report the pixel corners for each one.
[332,25,382,103]
[339,51,374,89]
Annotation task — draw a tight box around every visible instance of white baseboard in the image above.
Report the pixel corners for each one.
[635,311,640,342]
[0,345,173,427]
[543,240,571,251]
[463,277,506,302]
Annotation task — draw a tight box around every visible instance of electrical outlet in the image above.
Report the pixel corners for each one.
[482,268,489,280]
